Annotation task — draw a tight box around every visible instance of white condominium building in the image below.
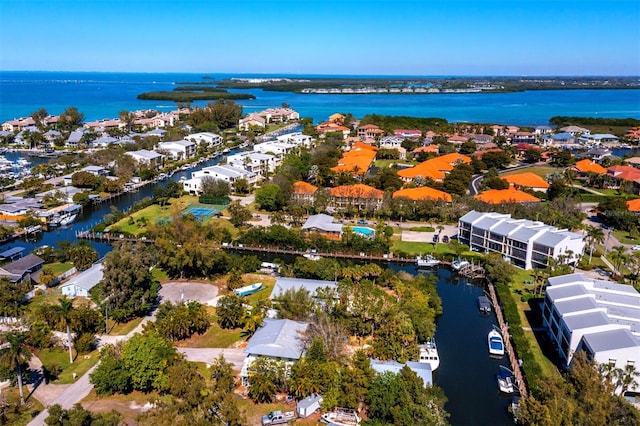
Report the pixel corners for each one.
[543,273,639,392]
[458,211,585,270]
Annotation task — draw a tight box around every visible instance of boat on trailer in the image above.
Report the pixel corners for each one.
[233,282,263,297]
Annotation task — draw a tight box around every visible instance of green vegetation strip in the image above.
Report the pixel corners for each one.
[137,91,255,101]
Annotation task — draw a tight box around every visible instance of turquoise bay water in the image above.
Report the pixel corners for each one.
[1,71,639,125]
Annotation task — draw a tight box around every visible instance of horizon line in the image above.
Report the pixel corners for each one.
[1,70,639,79]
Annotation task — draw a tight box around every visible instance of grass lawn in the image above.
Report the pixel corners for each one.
[174,321,243,348]
[373,159,417,168]
[238,399,292,426]
[612,229,640,245]
[48,262,74,276]
[151,267,169,283]
[35,348,100,384]
[108,317,144,335]
[501,166,557,178]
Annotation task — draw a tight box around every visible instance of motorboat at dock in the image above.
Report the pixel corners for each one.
[477,295,492,313]
[415,254,440,268]
[418,338,440,370]
[488,327,505,357]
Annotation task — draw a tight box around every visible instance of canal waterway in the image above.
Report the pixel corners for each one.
[2,150,515,424]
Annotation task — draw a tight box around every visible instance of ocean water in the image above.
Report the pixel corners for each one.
[1,71,639,126]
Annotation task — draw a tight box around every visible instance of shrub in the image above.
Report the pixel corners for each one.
[74,333,96,354]
[408,226,435,232]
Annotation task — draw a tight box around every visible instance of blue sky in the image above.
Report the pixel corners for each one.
[1,0,639,75]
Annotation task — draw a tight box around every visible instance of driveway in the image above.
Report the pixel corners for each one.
[177,348,247,371]
[159,281,219,306]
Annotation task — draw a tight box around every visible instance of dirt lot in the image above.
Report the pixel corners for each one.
[158,281,219,306]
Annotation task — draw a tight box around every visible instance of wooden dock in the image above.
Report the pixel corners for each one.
[458,263,486,279]
[223,244,417,263]
[487,282,529,399]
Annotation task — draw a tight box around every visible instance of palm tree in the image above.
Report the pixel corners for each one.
[610,245,628,275]
[58,297,75,364]
[585,225,605,264]
[616,364,640,396]
[0,332,31,404]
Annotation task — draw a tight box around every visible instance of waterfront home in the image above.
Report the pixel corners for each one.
[545,132,577,145]
[576,148,612,162]
[458,210,585,269]
[542,273,639,392]
[301,213,343,240]
[0,197,42,221]
[357,124,384,141]
[328,184,384,211]
[186,132,223,147]
[92,134,119,147]
[36,187,84,204]
[270,277,337,300]
[157,140,196,160]
[501,172,550,192]
[578,133,619,146]
[276,132,314,148]
[0,254,44,284]
[291,181,318,204]
[125,149,165,169]
[474,188,541,204]
[370,359,432,387]
[84,118,124,132]
[61,262,103,298]
[227,152,277,179]
[62,165,109,186]
[238,113,266,131]
[241,318,309,386]
[392,187,452,202]
[183,165,257,193]
[1,116,57,132]
[253,141,298,157]
[65,129,87,148]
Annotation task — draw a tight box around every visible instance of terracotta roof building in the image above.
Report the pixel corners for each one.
[392,187,452,202]
[397,153,471,182]
[574,159,607,175]
[474,187,541,204]
[328,184,384,211]
[357,124,384,140]
[331,146,377,177]
[608,165,640,183]
[627,199,640,212]
[502,172,550,192]
[291,181,318,204]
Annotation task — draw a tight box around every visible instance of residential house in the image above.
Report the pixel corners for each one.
[542,273,639,392]
[397,153,471,183]
[270,277,337,300]
[474,187,541,204]
[545,133,577,145]
[510,132,536,144]
[501,172,550,192]
[84,118,124,131]
[238,113,266,131]
[560,125,590,136]
[624,127,640,142]
[241,318,310,386]
[573,159,607,175]
[156,140,196,160]
[61,263,103,298]
[227,152,277,179]
[607,165,640,187]
[505,125,520,135]
[357,124,384,141]
[63,165,109,186]
[315,121,350,137]
[469,134,493,145]
[92,134,119,147]
[627,199,640,213]
[186,132,223,148]
[392,187,452,202]
[535,126,553,135]
[328,184,384,211]
[0,254,44,283]
[458,211,585,269]
[577,148,612,162]
[2,117,36,132]
[276,132,314,148]
[578,133,619,146]
[331,144,377,177]
[183,165,257,193]
[370,359,432,387]
[379,136,404,149]
[253,141,297,157]
[125,149,165,169]
[291,181,318,204]
[301,214,343,240]
[394,129,422,139]
[447,134,468,145]
[66,129,87,148]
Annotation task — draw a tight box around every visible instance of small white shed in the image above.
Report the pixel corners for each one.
[60,263,103,298]
[296,394,323,418]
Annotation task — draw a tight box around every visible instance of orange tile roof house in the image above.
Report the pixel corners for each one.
[315,121,351,137]
[291,181,318,203]
[413,145,439,155]
[392,187,452,202]
[574,159,607,175]
[474,187,541,204]
[627,199,640,212]
[328,184,384,210]
[397,153,471,182]
[331,145,377,177]
[608,165,640,183]
[502,172,550,192]
[357,124,384,140]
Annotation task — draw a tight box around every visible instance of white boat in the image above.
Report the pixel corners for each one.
[488,328,505,357]
[418,338,440,370]
[497,367,515,394]
[416,254,440,268]
[510,396,521,423]
[233,282,263,297]
[303,251,321,261]
[451,259,471,271]
[320,408,360,425]
[59,213,77,226]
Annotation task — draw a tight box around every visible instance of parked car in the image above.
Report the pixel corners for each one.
[433,235,439,243]
[442,235,450,243]
[262,410,295,425]
[357,219,367,225]
[631,245,640,251]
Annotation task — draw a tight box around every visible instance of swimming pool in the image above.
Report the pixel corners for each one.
[352,226,376,238]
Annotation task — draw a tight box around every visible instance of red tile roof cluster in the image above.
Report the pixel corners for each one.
[398,153,471,182]
[331,146,377,176]
[392,187,452,202]
[608,165,640,183]
[412,145,439,154]
[474,187,541,204]
[627,199,640,212]
[292,181,318,195]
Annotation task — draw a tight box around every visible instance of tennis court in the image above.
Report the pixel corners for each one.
[182,205,220,221]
